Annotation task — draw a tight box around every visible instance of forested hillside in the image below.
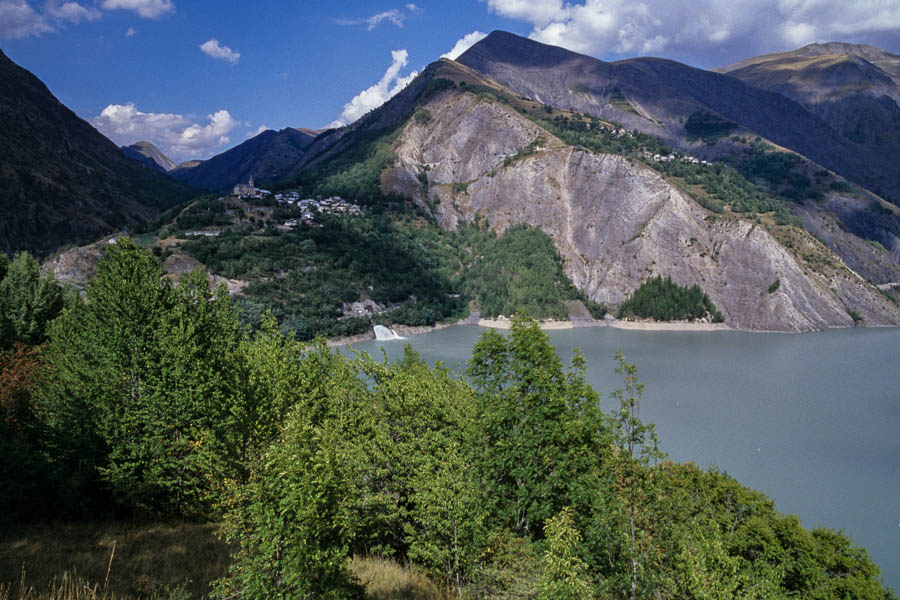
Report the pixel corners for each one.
[0,243,893,599]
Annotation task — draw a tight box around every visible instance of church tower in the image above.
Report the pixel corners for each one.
[249,175,254,190]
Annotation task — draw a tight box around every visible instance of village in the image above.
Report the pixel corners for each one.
[184,177,364,237]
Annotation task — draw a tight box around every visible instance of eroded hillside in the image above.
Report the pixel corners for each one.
[382,82,900,331]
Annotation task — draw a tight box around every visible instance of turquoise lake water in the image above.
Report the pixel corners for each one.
[341,325,900,589]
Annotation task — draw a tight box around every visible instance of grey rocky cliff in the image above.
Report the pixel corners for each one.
[383,90,900,332]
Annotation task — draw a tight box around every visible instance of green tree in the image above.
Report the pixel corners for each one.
[0,251,66,350]
[216,344,369,600]
[467,314,610,538]
[539,507,596,600]
[38,239,245,515]
[352,346,486,572]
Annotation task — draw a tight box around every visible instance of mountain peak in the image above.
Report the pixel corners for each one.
[121,140,176,172]
[796,41,900,61]
[460,30,590,69]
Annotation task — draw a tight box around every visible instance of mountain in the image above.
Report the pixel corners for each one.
[121,141,176,173]
[455,31,900,207]
[716,43,900,198]
[170,127,317,193]
[0,49,196,256]
[285,53,900,331]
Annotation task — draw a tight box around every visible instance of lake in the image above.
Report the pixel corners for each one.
[341,324,900,589]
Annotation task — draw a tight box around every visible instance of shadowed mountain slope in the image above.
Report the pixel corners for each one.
[170,127,316,193]
[717,43,900,202]
[0,49,196,256]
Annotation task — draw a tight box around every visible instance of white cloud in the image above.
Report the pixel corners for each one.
[406,3,422,12]
[45,1,100,23]
[92,102,239,160]
[125,26,134,36]
[200,39,240,64]
[0,0,53,38]
[100,0,173,19]
[338,8,405,30]
[442,30,488,60]
[484,0,900,59]
[250,124,271,137]
[329,49,418,128]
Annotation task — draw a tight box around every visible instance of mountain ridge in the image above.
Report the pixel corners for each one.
[377,74,899,331]
[456,31,900,206]
[0,49,196,256]
[170,127,316,192]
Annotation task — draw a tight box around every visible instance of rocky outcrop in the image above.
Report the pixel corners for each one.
[43,241,247,295]
[384,90,900,332]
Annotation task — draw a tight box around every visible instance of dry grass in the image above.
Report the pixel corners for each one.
[0,523,451,600]
[0,521,228,600]
[350,556,452,600]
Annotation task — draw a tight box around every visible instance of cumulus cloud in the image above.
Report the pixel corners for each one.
[1,0,174,38]
[442,30,488,60]
[125,26,134,36]
[0,0,53,38]
[406,3,422,12]
[200,39,240,64]
[45,1,100,23]
[484,0,900,61]
[92,102,238,160]
[100,0,173,19]
[250,124,271,137]
[329,49,418,128]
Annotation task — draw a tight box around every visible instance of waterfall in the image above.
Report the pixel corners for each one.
[373,325,406,341]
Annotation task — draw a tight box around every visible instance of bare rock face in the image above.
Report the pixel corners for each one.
[384,91,900,332]
[42,240,108,290]
[43,241,247,296]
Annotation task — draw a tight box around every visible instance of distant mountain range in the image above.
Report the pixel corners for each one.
[456,31,900,206]
[0,49,195,256]
[716,42,900,200]
[278,31,900,331]
[168,127,318,193]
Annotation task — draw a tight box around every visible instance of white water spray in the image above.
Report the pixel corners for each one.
[373,325,406,341]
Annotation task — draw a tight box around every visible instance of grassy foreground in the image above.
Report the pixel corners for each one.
[0,521,227,599]
[0,521,448,600]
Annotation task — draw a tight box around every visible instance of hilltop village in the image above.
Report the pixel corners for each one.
[184,177,363,237]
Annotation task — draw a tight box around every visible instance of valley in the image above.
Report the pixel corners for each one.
[2,24,899,599]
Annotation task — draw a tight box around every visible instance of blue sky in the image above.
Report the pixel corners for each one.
[3,0,900,162]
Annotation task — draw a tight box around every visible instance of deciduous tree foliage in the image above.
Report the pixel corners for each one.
[38,239,247,515]
[467,314,611,538]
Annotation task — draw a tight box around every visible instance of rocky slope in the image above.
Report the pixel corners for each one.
[121,141,176,173]
[0,50,196,256]
[43,238,247,295]
[381,82,900,332]
[171,127,317,193]
[455,32,900,207]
